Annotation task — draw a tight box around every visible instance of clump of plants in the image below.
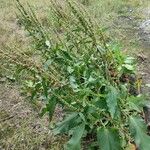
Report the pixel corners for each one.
[2,0,150,149]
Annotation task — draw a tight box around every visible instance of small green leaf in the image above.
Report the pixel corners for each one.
[145,84,150,88]
[88,76,96,83]
[42,78,48,99]
[45,40,51,48]
[129,116,150,150]
[124,57,135,64]
[69,76,79,90]
[48,97,57,121]
[40,107,47,117]
[67,66,74,74]
[122,64,134,71]
[25,80,34,88]
[40,96,57,121]
[31,82,41,100]
[61,50,73,61]
[106,86,118,118]
[97,127,121,150]
[44,59,53,70]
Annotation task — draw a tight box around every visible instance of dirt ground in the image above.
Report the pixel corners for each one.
[0,1,150,150]
[113,5,150,95]
[0,83,52,149]
[136,7,150,95]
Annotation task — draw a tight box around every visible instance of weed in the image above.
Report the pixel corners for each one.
[1,0,150,149]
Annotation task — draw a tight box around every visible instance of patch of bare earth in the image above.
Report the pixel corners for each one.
[138,7,150,95]
[0,82,64,150]
[114,5,150,96]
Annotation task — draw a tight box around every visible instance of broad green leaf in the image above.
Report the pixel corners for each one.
[65,122,85,150]
[106,86,118,118]
[129,117,150,150]
[53,113,80,134]
[97,127,121,150]
[127,95,145,112]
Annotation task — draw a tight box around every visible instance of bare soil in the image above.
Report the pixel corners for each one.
[114,6,150,96]
[137,8,150,95]
[0,83,52,150]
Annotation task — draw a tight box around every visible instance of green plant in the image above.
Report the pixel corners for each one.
[2,0,149,149]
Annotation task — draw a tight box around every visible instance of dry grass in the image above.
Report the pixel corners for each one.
[0,1,64,149]
[87,0,150,53]
[0,82,66,150]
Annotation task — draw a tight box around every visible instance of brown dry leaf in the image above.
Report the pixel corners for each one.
[126,143,136,150]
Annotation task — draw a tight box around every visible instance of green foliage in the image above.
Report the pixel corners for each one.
[97,127,121,150]
[129,117,150,150]
[9,0,149,149]
[65,122,85,150]
[106,85,118,118]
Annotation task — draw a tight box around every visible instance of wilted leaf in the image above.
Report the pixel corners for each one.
[126,143,136,150]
